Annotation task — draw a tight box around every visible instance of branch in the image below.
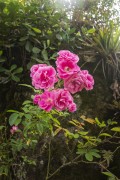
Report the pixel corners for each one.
[46,141,51,180]
[47,146,120,180]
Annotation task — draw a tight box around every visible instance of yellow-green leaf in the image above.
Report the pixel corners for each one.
[32,28,41,33]
[99,133,112,137]
[111,127,120,132]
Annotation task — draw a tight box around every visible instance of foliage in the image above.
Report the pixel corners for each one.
[45,116,120,180]
[1,100,120,179]
[0,99,68,178]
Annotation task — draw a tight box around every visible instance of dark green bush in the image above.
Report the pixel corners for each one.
[0,0,77,111]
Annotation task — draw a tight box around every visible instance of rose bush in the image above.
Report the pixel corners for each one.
[30,50,94,112]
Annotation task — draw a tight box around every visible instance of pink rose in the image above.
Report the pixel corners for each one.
[30,64,47,77]
[57,60,80,79]
[38,91,55,111]
[10,126,18,134]
[80,70,94,90]
[64,70,94,93]
[68,103,77,112]
[33,94,41,105]
[56,50,79,65]
[12,126,18,131]
[64,72,85,94]
[54,89,76,111]
[83,74,94,90]
[32,65,57,90]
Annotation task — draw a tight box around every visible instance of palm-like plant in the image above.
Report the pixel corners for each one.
[92,27,120,80]
[77,26,120,81]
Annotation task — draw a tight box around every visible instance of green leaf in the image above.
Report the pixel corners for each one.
[74,133,79,139]
[0,59,6,63]
[36,123,43,134]
[28,30,36,36]
[90,152,101,158]
[52,117,60,125]
[32,47,41,54]
[22,100,32,105]
[95,118,106,128]
[69,28,76,34]
[0,126,5,130]
[107,119,117,125]
[32,140,38,144]
[56,34,62,40]
[11,75,20,82]
[25,41,33,52]
[111,127,120,132]
[31,56,46,64]
[41,49,48,60]
[85,152,93,161]
[90,149,99,153]
[19,36,28,41]
[0,67,6,72]
[7,110,19,113]
[14,119,21,125]
[0,50,3,56]
[102,171,115,178]
[10,64,17,71]
[4,44,14,48]
[9,113,19,126]
[47,39,50,47]
[23,122,32,135]
[13,67,23,74]
[76,148,86,155]
[87,28,96,34]
[32,27,41,33]
[47,30,52,35]
[24,114,32,120]
[79,131,88,135]
[108,177,116,180]
[0,165,9,176]
[99,133,112,137]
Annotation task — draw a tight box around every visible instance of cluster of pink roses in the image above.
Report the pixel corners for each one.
[30,50,94,112]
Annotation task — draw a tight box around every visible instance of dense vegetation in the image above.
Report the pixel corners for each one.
[0,0,120,179]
